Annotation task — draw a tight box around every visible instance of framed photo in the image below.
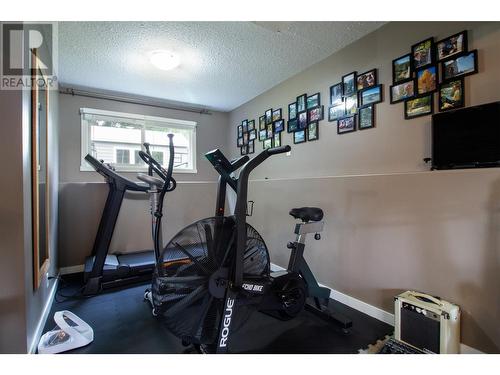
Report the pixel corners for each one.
[358,105,374,130]
[392,53,412,84]
[237,125,243,138]
[247,119,255,131]
[337,115,356,134]
[442,50,478,80]
[265,109,273,124]
[359,84,382,106]
[342,72,357,97]
[240,145,248,155]
[243,132,249,145]
[436,30,468,61]
[248,141,255,154]
[308,106,323,123]
[416,65,438,95]
[307,121,319,141]
[274,119,285,132]
[412,37,434,69]
[297,94,307,113]
[307,92,320,109]
[248,129,257,141]
[404,94,434,119]
[266,123,273,139]
[439,78,464,112]
[263,138,272,150]
[294,129,306,144]
[297,111,308,130]
[357,69,377,91]
[390,79,415,104]
[272,108,282,122]
[328,103,345,122]
[242,122,248,133]
[288,102,297,120]
[345,94,357,115]
[259,129,267,141]
[259,115,266,130]
[330,83,343,105]
[237,137,244,147]
[287,119,298,133]
[273,132,281,148]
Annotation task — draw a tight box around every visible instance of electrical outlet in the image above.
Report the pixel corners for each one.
[286,151,291,156]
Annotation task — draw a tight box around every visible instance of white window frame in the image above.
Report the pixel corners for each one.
[80,108,197,173]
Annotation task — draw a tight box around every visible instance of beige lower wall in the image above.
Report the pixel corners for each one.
[246,169,500,353]
[58,181,218,267]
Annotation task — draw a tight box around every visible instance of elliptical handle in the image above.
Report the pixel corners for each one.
[163,134,175,191]
[143,142,153,176]
[267,145,291,156]
[138,133,177,192]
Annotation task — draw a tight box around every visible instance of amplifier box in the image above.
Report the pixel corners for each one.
[394,291,460,354]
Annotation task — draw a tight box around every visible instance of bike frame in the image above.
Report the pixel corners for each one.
[206,146,290,353]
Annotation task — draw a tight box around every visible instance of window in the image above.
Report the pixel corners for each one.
[80,108,197,173]
[151,151,164,165]
[116,149,130,164]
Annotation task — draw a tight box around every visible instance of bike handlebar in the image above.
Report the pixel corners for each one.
[266,145,291,156]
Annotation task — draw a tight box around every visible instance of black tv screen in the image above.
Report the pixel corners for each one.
[432,101,500,170]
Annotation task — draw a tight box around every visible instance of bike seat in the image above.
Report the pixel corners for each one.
[289,207,323,222]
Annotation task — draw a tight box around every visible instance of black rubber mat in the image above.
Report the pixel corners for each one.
[41,275,393,354]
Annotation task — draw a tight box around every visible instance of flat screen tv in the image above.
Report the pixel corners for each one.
[431,101,500,170]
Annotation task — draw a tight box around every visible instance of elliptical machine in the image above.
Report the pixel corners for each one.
[144,144,352,353]
[134,134,178,311]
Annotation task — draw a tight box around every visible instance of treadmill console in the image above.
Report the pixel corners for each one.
[205,149,249,174]
[205,149,233,172]
[84,154,148,192]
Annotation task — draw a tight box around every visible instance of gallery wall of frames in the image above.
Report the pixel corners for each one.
[328,69,382,134]
[236,29,479,154]
[390,30,477,119]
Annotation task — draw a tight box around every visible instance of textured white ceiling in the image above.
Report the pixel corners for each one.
[58,22,385,111]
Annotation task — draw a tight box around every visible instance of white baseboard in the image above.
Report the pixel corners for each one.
[28,276,59,354]
[270,263,483,354]
[59,264,84,275]
[270,263,394,326]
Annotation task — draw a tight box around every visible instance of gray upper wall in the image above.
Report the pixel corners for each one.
[226,21,500,353]
[59,93,230,183]
[0,89,28,353]
[0,21,59,353]
[228,21,500,177]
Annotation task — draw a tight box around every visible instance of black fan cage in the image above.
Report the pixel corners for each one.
[151,216,269,345]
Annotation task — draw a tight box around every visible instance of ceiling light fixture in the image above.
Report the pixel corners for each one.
[149,50,180,71]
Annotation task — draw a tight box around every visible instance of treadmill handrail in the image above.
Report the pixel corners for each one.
[84,154,148,192]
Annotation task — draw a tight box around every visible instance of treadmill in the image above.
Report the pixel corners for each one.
[82,154,155,295]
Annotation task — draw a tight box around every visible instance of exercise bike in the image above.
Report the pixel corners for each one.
[142,144,352,353]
